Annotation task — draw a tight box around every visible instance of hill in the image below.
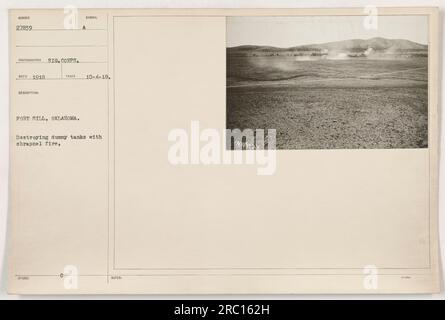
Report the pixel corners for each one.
[227,37,428,58]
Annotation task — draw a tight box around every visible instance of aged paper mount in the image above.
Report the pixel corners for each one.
[8,8,439,294]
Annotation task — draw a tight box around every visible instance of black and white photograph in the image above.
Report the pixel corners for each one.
[226,16,429,149]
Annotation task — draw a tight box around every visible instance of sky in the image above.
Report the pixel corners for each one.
[227,16,428,47]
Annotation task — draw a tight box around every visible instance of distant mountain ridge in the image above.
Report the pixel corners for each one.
[228,37,427,56]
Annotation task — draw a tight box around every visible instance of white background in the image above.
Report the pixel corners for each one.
[0,0,443,299]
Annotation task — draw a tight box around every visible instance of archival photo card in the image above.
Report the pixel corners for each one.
[7,8,439,294]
